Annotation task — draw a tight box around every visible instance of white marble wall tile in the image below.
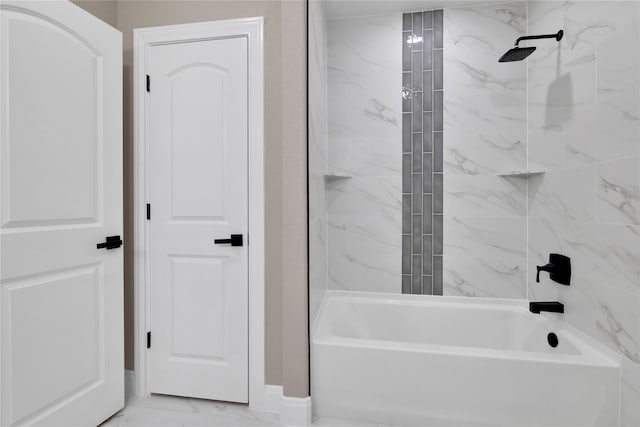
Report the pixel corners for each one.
[328,258,400,293]
[309,0,329,326]
[564,99,639,166]
[444,216,526,259]
[527,47,596,119]
[528,166,597,221]
[528,218,564,261]
[564,218,640,297]
[597,157,640,226]
[443,5,527,93]
[328,260,398,293]
[522,0,570,132]
[528,1,638,67]
[560,2,640,49]
[443,256,526,298]
[328,209,401,293]
[594,283,640,365]
[563,221,640,362]
[329,214,402,260]
[327,177,401,218]
[444,174,526,217]
[326,13,402,294]
[527,1,640,167]
[442,3,528,299]
[443,4,527,176]
[443,106,527,175]
[309,216,328,324]
[327,15,401,146]
[328,136,402,178]
[527,126,563,172]
[597,18,640,100]
[526,1,625,131]
[599,90,640,139]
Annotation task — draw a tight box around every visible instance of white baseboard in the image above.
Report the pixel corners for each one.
[263,384,284,413]
[259,384,311,426]
[280,394,312,427]
[125,369,136,396]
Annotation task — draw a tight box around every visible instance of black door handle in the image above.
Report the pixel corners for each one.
[214,234,243,247]
[97,235,122,250]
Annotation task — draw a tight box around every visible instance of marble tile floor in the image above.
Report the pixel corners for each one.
[100,393,395,427]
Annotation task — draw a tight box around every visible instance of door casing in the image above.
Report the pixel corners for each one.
[133,17,266,408]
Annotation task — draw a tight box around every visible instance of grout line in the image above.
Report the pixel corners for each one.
[525,0,530,301]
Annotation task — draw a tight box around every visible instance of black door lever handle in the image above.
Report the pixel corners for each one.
[214,234,243,247]
[97,235,122,250]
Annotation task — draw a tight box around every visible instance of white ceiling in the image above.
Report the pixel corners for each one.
[319,0,499,20]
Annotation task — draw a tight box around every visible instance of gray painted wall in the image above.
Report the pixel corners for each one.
[73,0,309,397]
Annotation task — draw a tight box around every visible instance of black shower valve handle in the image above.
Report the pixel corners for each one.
[536,263,553,283]
[536,253,571,286]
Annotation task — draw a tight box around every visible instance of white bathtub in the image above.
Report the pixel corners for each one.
[311,291,622,427]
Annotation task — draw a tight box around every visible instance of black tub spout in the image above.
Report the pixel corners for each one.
[530,301,564,314]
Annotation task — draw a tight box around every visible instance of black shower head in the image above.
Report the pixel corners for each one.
[498,30,563,63]
[499,46,536,62]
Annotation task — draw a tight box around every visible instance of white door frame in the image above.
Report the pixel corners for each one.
[133,17,267,409]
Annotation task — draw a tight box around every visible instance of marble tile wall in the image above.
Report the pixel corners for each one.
[526,2,640,425]
[442,3,528,298]
[326,14,402,293]
[308,0,328,326]
[401,10,444,296]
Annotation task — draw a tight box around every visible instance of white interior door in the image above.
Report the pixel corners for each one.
[0,1,123,426]
[148,36,249,403]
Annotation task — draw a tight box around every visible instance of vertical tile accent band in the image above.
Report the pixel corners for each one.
[402,9,443,295]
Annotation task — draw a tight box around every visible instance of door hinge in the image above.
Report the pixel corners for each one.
[146,203,151,220]
[146,74,151,92]
[147,331,151,349]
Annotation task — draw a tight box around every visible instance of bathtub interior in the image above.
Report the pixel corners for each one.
[313,292,622,365]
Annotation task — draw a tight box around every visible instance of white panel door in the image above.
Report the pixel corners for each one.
[148,36,248,403]
[0,1,123,426]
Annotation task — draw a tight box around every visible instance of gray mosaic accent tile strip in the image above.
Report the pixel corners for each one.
[433,256,443,294]
[434,10,443,48]
[422,275,433,295]
[402,274,411,294]
[402,10,443,295]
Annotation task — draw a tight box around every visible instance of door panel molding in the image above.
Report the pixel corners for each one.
[133,17,265,408]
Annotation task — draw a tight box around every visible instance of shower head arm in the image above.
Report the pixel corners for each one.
[514,30,563,47]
